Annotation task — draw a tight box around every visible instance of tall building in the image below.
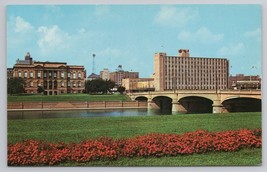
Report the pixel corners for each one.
[109,65,139,86]
[100,68,110,80]
[12,52,86,95]
[154,49,229,91]
[229,74,261,90]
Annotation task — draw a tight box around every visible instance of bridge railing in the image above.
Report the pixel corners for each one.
[129,89,261,95]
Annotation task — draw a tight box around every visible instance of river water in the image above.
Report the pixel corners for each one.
[8,109,172,120]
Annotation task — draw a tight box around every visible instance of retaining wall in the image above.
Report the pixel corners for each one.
[7,101,147,111]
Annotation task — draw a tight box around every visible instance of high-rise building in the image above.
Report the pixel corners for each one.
[154,49,229,91]
[100,68,110,81]
[12,52,86,95]
[109,65,139,86]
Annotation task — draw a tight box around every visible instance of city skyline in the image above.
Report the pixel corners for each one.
[7,4,261,77]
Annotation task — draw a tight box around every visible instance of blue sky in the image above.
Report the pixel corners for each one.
[7,4,261,77]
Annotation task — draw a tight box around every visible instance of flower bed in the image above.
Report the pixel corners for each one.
[8,128,262,166]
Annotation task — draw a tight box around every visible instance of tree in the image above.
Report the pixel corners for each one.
[7,77,25,95]
[85,79,115,94]
[117,86,126,94]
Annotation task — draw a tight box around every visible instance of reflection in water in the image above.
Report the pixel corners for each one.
[8,109,170,120]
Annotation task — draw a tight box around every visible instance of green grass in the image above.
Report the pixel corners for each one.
[7,94,130,102]
[8,112,261,144]
[8,112,262,166]
[59,148,261,166]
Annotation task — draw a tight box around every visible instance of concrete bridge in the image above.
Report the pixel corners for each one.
[128,90,261,114]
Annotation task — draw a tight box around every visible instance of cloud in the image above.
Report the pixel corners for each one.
[244,28,261,41]
[37,25,70,49]
[218,42,246,56]
[154,6,199,27]
[14,16,33,33]
[178,27,224,43]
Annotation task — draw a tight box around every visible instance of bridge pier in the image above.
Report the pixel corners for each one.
[172,101,187,113]
[212,100,223,113]
[147,100,160,111]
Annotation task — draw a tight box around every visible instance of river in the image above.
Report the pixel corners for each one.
[7,108,172,120]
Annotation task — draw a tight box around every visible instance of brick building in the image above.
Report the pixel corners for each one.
[12,52,86,95]
[229,74,261,90]
[154,49,229,91]
[109,66,139,86]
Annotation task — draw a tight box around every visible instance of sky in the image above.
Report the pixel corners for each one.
[6,4,262,78]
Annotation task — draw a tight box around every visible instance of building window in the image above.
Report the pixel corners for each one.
[67,81,70,87]
[18,71,21,77]
[30,72,33,78]
[61,81,64,87]
[54,81,57,89]
[67,72,70,78]
[54,72,57,78]
[78,82,81,87]
[37,71,41,78]
[44,72,47,78]
[24,72,28,78]
[61,72,64,78]
[44,81,47,89]
[73,82,76,87]
[78,73,81,78]
[49,81,52,89]
[73,73,76,79]
[37,81,41,87]
[30,82,33,87]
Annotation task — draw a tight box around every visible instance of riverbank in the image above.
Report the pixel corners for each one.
[7,94,130,102]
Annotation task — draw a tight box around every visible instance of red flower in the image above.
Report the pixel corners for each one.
[8,128,262,166]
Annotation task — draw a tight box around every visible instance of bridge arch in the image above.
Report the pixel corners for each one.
[222,97,261,112]
[135,96,148,101]
[152,96,173,114]
[178,96,213,113]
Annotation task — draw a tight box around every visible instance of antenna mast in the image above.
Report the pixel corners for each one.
[92,54,96,74]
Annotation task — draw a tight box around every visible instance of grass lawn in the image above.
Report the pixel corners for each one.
[60,148,261,166]
[7,94,130,102]
[8,112,262,166]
